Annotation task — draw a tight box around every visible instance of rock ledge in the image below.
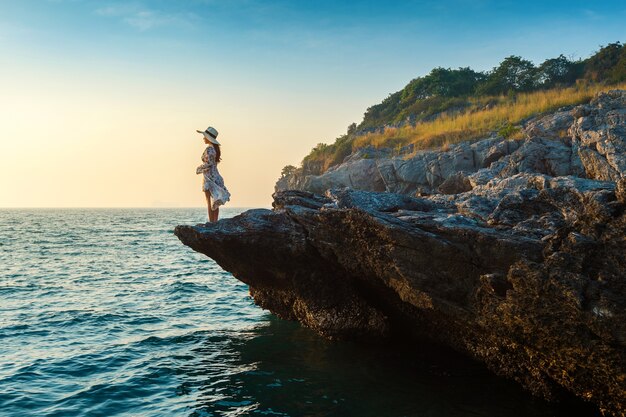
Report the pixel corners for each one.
[176,91,626,416]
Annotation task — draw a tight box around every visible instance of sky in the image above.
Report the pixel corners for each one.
[0,0,624,208]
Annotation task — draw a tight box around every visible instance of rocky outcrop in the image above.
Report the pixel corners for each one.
[176,91,626,416]
[277,90,626,197]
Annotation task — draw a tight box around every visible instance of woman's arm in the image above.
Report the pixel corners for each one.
[196,164,209,174]
[196,147,215,174]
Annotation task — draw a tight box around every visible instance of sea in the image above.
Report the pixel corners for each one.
[0,208,599,417]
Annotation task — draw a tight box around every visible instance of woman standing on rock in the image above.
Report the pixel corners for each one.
[196,126,230,222]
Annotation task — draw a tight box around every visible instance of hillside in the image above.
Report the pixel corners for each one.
[283,42,626,179]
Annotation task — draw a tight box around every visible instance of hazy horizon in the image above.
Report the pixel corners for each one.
[0,205,267,209]
[1,0,625,208]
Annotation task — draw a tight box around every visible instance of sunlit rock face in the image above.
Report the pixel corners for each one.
[177,91,626,416]
[277,90,626,197]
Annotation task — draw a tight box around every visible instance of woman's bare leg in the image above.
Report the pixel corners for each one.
[209,205,219,222]
[204,191,212,222]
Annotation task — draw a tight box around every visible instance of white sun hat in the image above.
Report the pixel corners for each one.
[196,126,220,145]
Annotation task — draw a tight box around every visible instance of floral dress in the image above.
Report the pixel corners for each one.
[196,145,230,210]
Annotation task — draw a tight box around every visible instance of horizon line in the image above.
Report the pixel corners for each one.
[0,206,269,210]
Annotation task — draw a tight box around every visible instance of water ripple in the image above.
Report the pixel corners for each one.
[0,209,599,417]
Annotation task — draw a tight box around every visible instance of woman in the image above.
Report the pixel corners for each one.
[196,126,230,222]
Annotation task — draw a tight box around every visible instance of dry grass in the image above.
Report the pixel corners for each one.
[352,82,626,155]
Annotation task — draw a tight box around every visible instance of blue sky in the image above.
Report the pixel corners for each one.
[0,1,624,207]
[3,1,625,95]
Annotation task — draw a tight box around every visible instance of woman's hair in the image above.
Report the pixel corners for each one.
[212,143,221,163]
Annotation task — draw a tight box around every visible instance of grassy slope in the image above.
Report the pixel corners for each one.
[300,82,626,174]
[293,42,626,175]
[354,81,626,154]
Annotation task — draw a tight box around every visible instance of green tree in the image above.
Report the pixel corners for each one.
[361,91,402,129]
[400,67,485,103]
[584,42,625,82]
[535,55,583,88]
[477,56,537,95]
[608,47,626,83]
[280,165,297,178]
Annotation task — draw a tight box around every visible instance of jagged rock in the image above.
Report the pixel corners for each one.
[524,109,574,139]
[176,184,625,416]
[272,190,332,210]
[496,137,585,177]
[617,177,626,203]
[180,91,626,416]
[303,158,387,194]
[277,90,626,196]
[569,90,626,181]
[438,171,473,194]
[324,187,436,214]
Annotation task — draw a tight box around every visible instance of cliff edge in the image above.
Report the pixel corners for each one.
[175,91,626,416]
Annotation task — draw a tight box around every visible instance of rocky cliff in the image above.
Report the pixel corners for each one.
[276,91,626,196]
[175,91,626,416]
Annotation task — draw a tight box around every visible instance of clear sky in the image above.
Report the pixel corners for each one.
[1,0,624,208]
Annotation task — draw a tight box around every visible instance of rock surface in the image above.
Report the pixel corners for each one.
[277,90,626,197]
[176,91,626,416]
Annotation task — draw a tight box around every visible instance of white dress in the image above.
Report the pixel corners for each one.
[196,146,230,210]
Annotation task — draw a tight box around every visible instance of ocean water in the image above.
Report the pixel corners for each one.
[0,208,599,417]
